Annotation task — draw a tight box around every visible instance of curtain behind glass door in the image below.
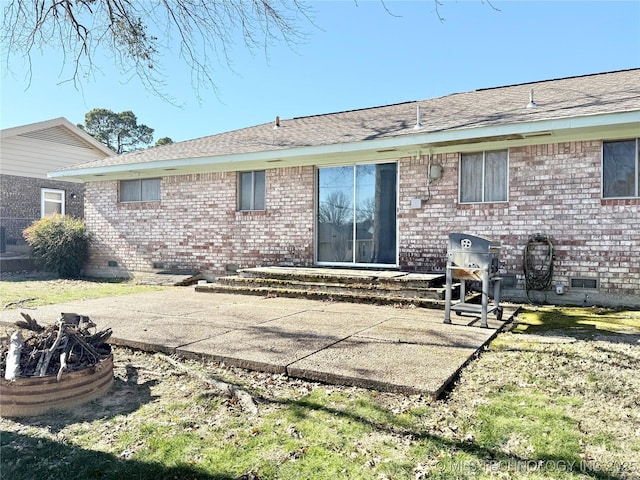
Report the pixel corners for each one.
[355,163,396,264]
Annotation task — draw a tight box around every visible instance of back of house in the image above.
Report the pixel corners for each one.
[50,69,640,307]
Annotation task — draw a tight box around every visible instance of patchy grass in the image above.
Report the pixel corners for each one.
[473,391,582,461]
[0,278,163,309]
[1,282,639,479]
[513,306,640,338]
[3,330,640,480]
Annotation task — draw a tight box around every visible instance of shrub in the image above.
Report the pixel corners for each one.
[23,214,92,278]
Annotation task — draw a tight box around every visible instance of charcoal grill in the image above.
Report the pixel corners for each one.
[444,233,503,327]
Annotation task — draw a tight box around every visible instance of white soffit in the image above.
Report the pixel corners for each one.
[49,111,640,182]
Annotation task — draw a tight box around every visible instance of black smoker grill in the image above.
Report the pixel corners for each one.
[444,233,503,328]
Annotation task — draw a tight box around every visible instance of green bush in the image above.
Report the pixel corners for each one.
[23,214,92,278]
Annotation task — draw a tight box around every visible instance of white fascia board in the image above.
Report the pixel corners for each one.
[48,150,295,180]
[266,110,640,155]
[407,111,640,147]
[49,110,640,181]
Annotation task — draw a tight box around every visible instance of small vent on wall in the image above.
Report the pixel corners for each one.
[500,275,517,289]
[570,277,598,290]
[108,260,118,267]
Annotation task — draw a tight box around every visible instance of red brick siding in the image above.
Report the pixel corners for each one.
[84,140,639,296]
[85,167,314,274]
[0,174,84,245]
[398,141,640,295]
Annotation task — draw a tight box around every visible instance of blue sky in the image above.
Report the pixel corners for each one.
[1,1,639,143]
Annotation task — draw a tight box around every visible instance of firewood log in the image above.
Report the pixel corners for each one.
[4,331,23,381]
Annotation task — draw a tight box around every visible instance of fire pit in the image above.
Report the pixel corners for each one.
[1,313,114,417]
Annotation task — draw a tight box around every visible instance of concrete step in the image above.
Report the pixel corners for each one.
[217,275,449,300]
[237,266,445,288]
[194,283,449,309]
[195,266,458,308]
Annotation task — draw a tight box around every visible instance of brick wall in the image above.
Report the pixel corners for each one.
[84,167,315,274]
[83,140,639,303]
[0,174,84,246]
[398,141,640,298]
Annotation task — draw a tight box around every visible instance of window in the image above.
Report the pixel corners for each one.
[239,170,265,210]
[459,150,508,203]
[41,189,65,216]
[120,179,161,202]
[603,139,639,198]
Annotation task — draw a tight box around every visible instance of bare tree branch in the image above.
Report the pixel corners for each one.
[1,0,314,101]
[1,1,498,100]
[434,0,445,23]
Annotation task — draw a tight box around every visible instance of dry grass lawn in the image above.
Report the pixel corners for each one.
[1,279,639,479]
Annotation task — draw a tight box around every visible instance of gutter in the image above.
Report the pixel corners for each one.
[49,111,640,182]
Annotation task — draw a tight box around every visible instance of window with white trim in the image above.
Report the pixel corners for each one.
[239,170,265,210]
[41,188,65,216]
[119,179,161,202]
[459,150,508,203]
[603,139,639,198]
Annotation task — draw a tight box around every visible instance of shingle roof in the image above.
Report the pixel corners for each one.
[58,69,640,172]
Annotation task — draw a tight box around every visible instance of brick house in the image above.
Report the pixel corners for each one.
[0,117,114,254]
[50,70,640,307]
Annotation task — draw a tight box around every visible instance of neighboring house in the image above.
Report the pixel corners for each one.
[0,117,114,253]
[50,70,640,307]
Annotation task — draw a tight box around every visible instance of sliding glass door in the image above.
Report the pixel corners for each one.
[317,162,397,266]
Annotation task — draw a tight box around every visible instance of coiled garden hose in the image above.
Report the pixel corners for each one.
[523,233,554,304]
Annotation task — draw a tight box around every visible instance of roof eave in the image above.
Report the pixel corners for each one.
[49,111,640,182]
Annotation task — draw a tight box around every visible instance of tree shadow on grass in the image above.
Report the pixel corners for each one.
[494,336,640,372]
[0,430,233,480]
[500,307,640,372]
[513,307,640,343]
[266,395,626,480]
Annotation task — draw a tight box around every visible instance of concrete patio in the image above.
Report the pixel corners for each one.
[0,288,518,398]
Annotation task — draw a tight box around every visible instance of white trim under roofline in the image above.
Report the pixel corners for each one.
[49,111,640,181]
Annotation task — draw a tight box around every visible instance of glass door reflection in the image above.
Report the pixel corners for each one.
[317,162,396,265]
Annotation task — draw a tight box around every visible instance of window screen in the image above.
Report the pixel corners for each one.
[239,171,266,210]
[459,150,508,203]
[120,179,161,202]
[603,139,639,198]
